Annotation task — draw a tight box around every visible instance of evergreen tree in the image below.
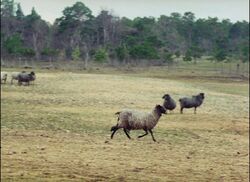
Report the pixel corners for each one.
[16,3,24,20]
[4,33,24,56]
[1,0,15,17]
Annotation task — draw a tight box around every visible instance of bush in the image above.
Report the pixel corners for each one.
[94,48,108,63]
[129,43,159,60]
[175,51,181,58]
[162,51,174,64]
[115,46,128,61]
[214,50,227,62]
[72,47,81,61]
[183,50,192,62]
[23,48,35,58]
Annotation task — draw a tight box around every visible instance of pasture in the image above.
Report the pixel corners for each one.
[1,66,249,181]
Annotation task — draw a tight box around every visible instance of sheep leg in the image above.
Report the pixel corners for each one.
[149,129,156,142]
[138,129,148,138]
[180,107,184,114]
[123,129,131,139]
[111,125,119,139]
[194,107,197,114]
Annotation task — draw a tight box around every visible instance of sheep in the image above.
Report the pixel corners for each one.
[17,71,36,86]
[179,93,205,114]
[110,105,166,142]
[1,72,8,84]
[162,94,176,113]
[11,71,25,84]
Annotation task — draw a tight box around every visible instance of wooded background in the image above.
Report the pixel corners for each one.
[1,1,249,68]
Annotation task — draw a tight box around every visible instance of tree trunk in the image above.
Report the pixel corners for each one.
[229,62,232,75]
[214,61,217,72]
[32,33,39,60]
[103,27,107,45]
[193,58,197,64]
[84,45,89,69]
[236,63,240,75]
[221,62,224,74]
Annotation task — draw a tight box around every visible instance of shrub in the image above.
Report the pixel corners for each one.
[94,48,108,63]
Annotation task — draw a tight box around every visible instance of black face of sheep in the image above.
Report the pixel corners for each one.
[200,93,205,99]
[155,105,166,116]
[179,93,205,114]
[162,94,170,100]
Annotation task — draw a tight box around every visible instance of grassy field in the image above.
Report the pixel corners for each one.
[1,66,249,181]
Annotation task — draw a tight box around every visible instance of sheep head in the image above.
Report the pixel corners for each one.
[155,105,166,115]
[199,93,205,99]
[162,94,170,100]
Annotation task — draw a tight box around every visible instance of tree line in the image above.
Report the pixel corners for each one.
[1,0,249,67]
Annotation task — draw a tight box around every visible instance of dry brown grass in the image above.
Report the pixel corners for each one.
[1,69,249,181]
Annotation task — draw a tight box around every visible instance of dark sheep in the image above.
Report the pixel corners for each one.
[18,71,36,86]
[162,94,176,113]
[179,93,205,114]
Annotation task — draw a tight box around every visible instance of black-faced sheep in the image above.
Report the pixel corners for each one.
[17,71,36,86]
[162,94,176,113]
[179,93,205,114]
[111,105,166,142]
[1,72,7,84]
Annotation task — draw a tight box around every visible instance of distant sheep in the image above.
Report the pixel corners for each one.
[11,71,25,84]
[179,93,205,114]
[111,105,166,142]
[17,71,36,86]
[162,94,176,113]
[1,72,7,84]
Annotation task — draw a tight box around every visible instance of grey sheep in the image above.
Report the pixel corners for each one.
[179,93,205,114]
[1,72,7,84]
[18,71,36,86]
[162,94,176,113]
[111,105,166,142]
[11,71,26,84]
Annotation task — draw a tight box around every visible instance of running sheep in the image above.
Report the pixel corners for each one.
[110,105,166,142]
[162,94,176,113]
[179,93,205,114]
